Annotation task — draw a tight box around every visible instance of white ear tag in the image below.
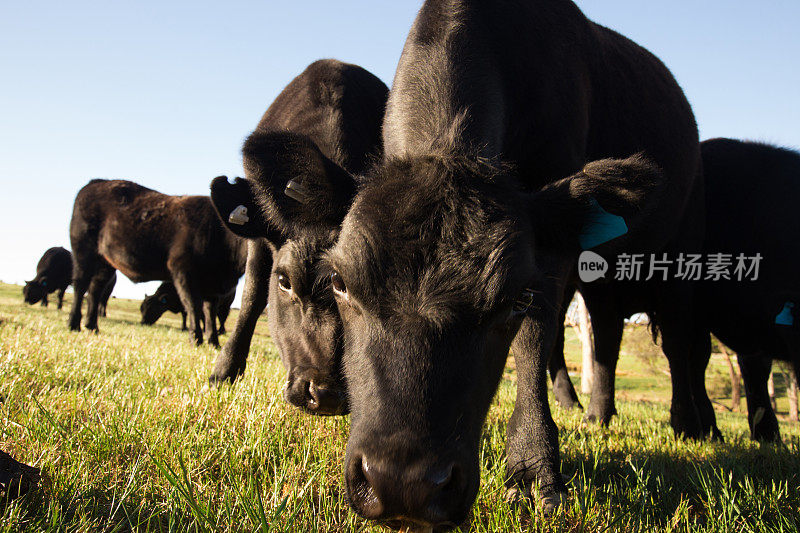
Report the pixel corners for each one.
[228,205,250,225]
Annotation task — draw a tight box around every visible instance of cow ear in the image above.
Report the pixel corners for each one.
[210,176,271,239]
[530,154,665,254]
[239,131,358,238]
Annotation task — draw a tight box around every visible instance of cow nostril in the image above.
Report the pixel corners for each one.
[428,463,454,488]
[306,381,319,410]
[421,462,465,525]
[442,462,464,494]
[348,454,384,519]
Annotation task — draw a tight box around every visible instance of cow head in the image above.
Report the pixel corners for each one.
[140,293,168,325]
[210,131,359,416]
[290,150,662,528]
[140,283,181,325]
[22,279,46,304]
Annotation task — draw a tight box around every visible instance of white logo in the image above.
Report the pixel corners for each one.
[578,251,608,283]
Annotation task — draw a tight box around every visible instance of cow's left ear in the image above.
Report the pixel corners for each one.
[242,131,358,237]
[210,176,271,239]
[211,131,357,243]
[529,154,665,254]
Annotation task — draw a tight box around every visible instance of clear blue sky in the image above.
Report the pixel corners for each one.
[1,1,798,304]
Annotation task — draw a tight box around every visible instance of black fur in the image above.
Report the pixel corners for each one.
[264,2,702,528]
[68,179,246,347]
[695,139,800,441]
[207,59,388,417]
[23,247,115,314]
[140,281,234,334]
[23,247,73,309]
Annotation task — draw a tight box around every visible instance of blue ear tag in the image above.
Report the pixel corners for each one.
[579,198,629,250]
[775,302,795,326]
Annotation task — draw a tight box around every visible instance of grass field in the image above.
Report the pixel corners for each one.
[1,281,798,532]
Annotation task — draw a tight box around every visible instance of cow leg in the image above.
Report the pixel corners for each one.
[659,309,705,440]
[547,286,581,409]
[688,327,723,441]
[210,240,271,384]
[57,288,65,310]
[69,264,94,331]
[506,257,569,511]
[549,320,582,409]
[171,272,204,345]
[582,303,623,426]
[217,303,230,335]
[84,265,115,332]
[739,354,780,442]
[181,311,187,331]
[203,298,220,348]
[41,293,48,307]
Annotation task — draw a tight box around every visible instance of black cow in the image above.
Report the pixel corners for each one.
[208,59,388,415]
[217,1,701,528]
[68,180,246,346]
[24,247,116,315]
[23,247,72,309]
[141,281,234,334]
[551,139,800,443]
[695,139,800,441]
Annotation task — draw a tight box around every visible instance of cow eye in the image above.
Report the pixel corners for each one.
[277,274,292,292]
[512,288,535,316]
[331,271,347,298]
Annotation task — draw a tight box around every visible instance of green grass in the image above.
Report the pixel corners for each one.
[0,281,798,532]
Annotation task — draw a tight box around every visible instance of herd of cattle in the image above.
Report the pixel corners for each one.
[18,1,800,529]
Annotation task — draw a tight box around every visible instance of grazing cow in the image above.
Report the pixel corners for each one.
[23,247,72,309]
[68,180,246,346]
[695,139,800,441]
[216,0,701,527]
[550,139,800,443]
[24,248,116,314]
[208,59,388,415]
[141,281,234,334]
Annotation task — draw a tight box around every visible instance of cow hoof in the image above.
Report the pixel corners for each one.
[505,486,524,505]
[751,426,781,443]
[540,492,567,516]
[555,396,583,410]
[582,412,612,427]
[505,480,568,515]
[672,422,704,440]
[708,427,725,443]
[208,373,238,386]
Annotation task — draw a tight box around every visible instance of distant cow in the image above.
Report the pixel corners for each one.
[141,281,234,334]
[68,180,246,346]
[696,139,800,441]
[24,247,116,314]
[208,59,388,415]
[23,247,72,309]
